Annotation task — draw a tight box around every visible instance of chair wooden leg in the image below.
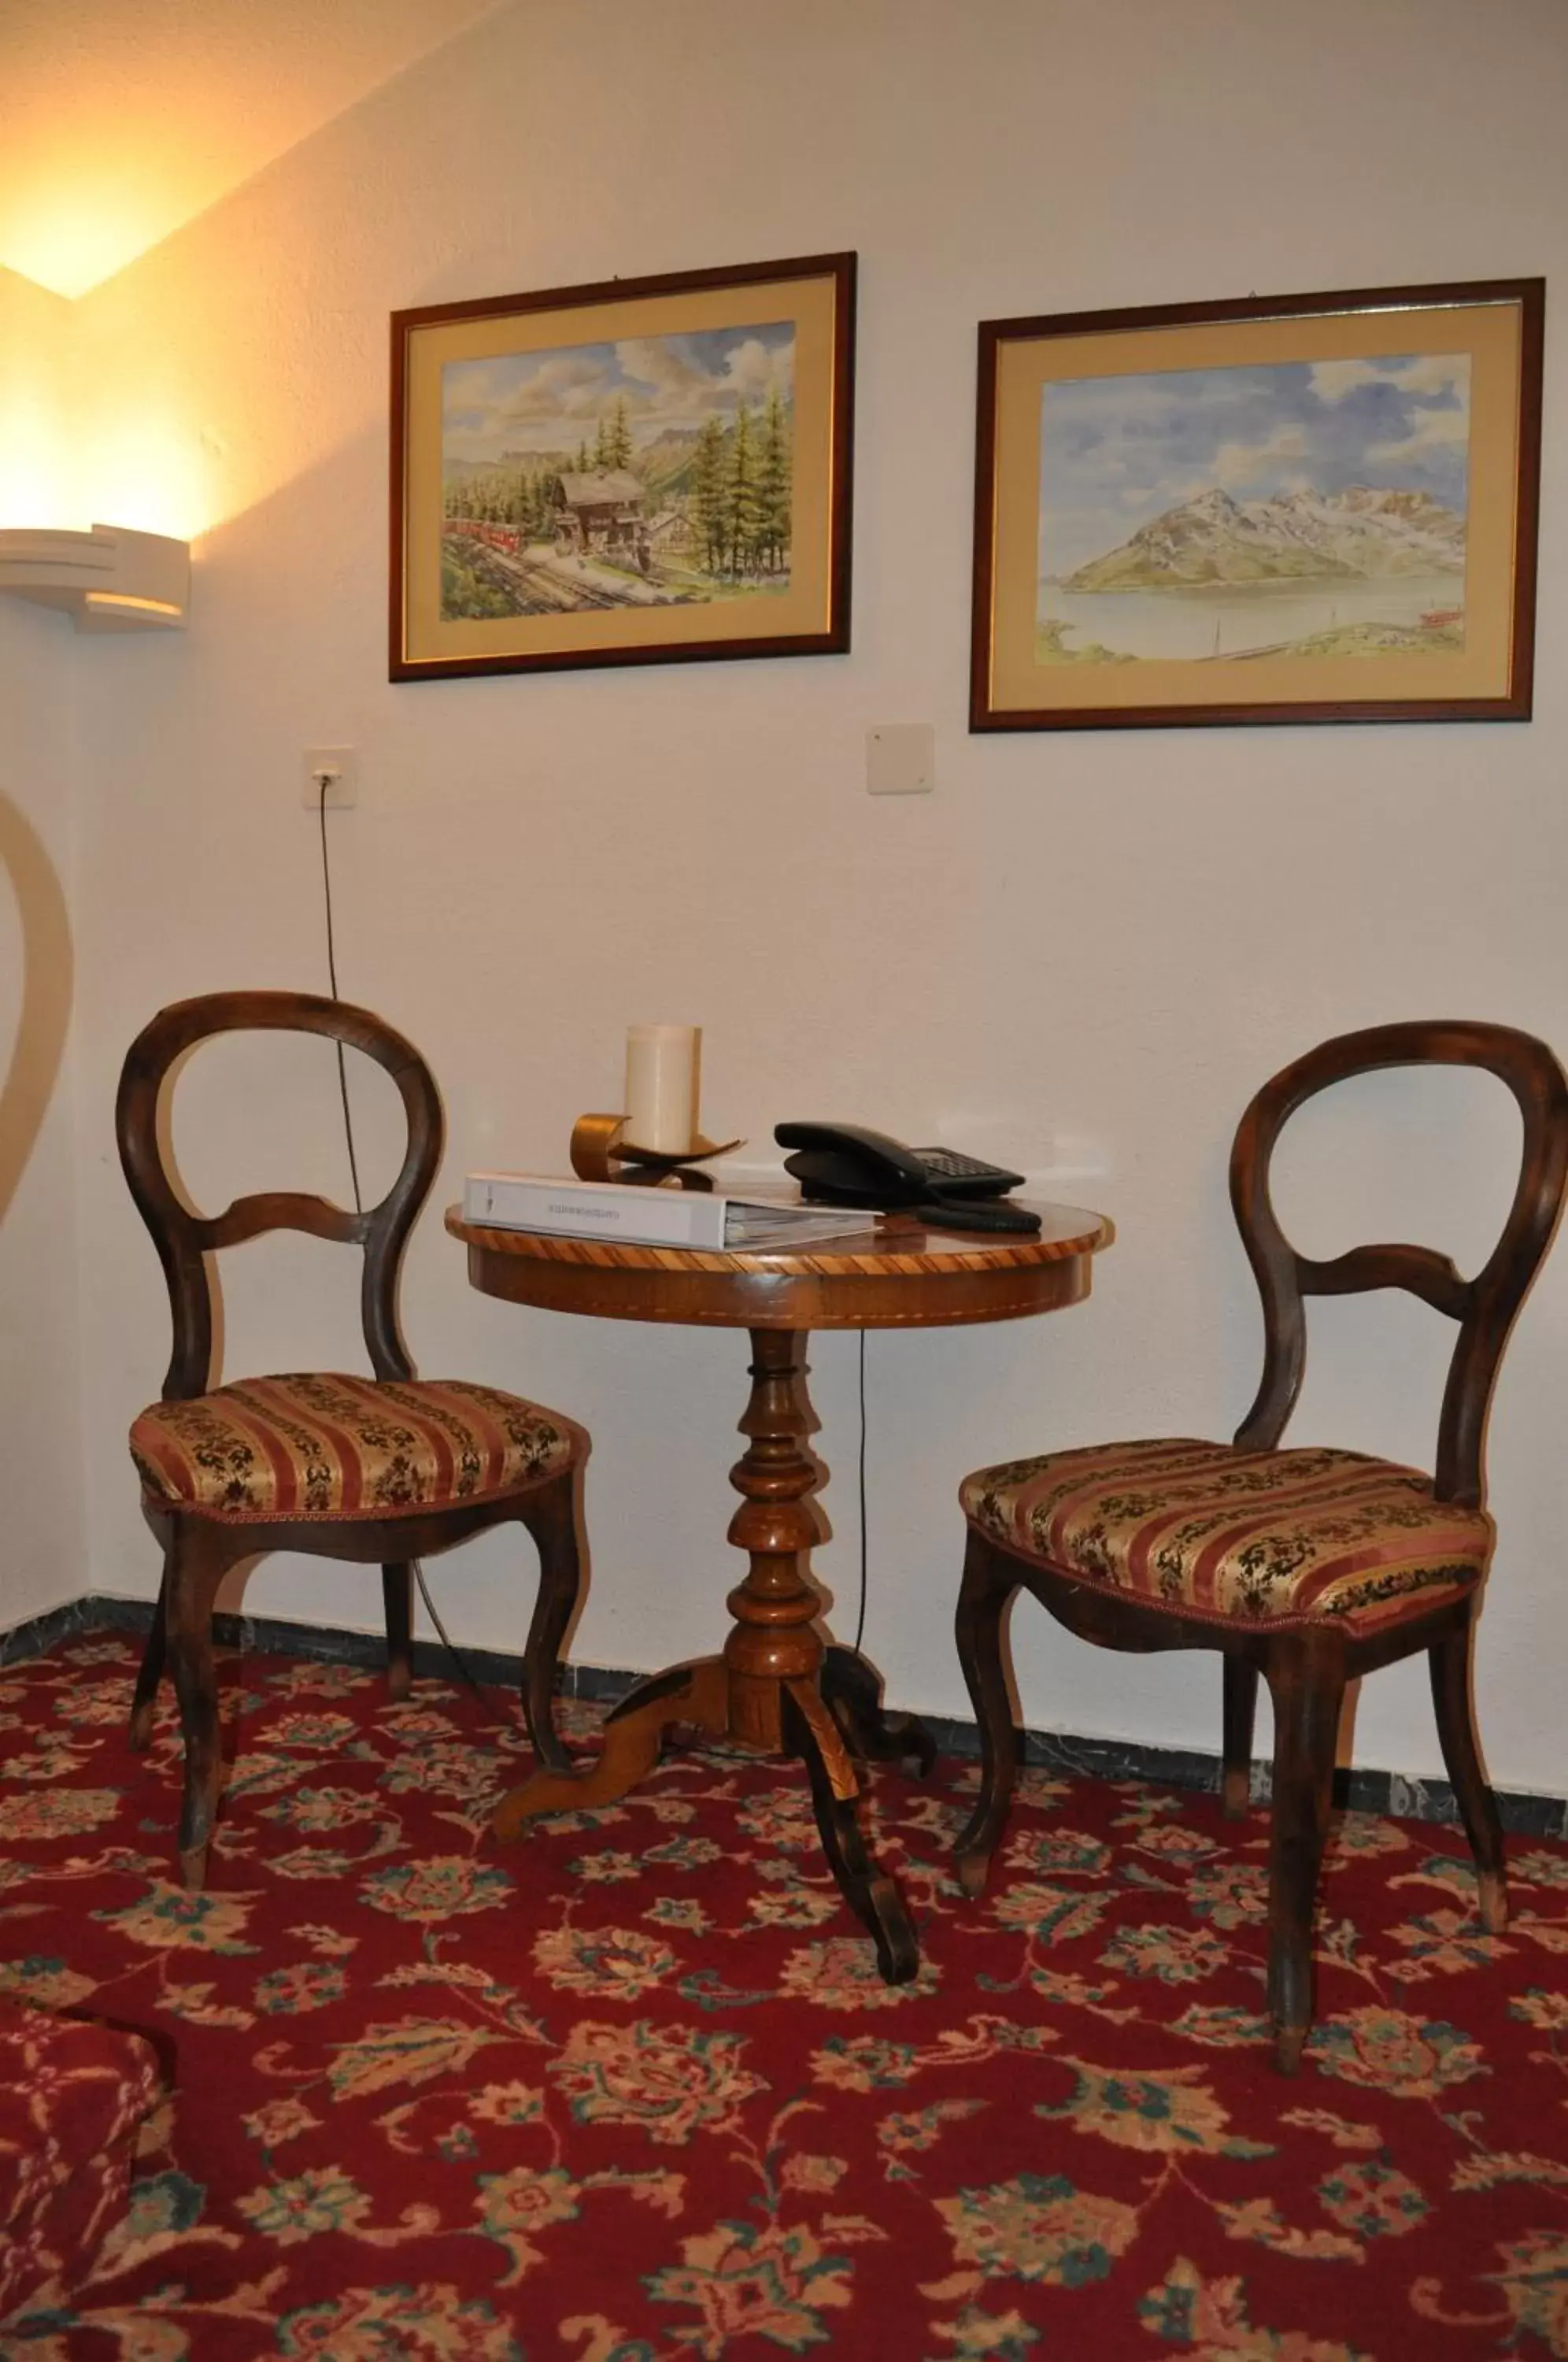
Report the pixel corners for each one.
[1429,1609,1507,1934]
[1222,1657,1259,1818]
[128,1553,171,1749]
[382,1563,414,1703]
[164,1520,235,1890]
[1263,1633,1346,2075]
[516,1468,584,1775]
[953,1531,1021,1898]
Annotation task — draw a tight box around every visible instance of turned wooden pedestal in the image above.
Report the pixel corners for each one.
[447,1198,1112,1981]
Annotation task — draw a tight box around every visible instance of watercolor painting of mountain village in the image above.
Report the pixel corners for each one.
[440,322,794,620]
[1037,352,1470,665]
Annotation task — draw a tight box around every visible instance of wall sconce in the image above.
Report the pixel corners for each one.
[0,524,189,631]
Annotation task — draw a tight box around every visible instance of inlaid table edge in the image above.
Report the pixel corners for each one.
[444,1199,1115,1276]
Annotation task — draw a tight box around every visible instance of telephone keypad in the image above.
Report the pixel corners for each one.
[909,1149,1026,1193]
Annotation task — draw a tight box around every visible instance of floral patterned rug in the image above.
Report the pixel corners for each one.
[2,1634,1566,2360]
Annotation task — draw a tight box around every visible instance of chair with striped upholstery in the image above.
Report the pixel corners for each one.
[119,990,590,1888]
[953,1022,1568,2072]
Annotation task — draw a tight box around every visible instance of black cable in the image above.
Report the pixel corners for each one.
[317,778,363,1219]
[412,1565,491,1708]
[853,1330,868,1657]
[315,774,492,1712]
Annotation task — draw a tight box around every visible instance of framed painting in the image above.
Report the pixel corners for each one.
[390,252,855,681]
[971,278,1543,731]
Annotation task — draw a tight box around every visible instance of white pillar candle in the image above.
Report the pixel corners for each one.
[624,1024,700,1153]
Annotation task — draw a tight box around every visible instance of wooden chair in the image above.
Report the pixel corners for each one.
[953,1020,1568,2072]
[119,990,590,1888]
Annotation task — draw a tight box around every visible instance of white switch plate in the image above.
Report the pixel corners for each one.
[301,746,358,809]
[866,722,934,795]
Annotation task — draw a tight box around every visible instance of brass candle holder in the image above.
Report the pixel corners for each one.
[569,1113,742,1193]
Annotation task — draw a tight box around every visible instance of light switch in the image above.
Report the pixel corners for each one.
[866,722,935,795]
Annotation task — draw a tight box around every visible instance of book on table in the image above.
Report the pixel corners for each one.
[462,1171,883,1252]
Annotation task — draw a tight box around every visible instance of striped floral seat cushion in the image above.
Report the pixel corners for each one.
[960,1437,1492,1631]
[131,1373,576,1521]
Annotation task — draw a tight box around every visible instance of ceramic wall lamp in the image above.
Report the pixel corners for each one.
[0,524,189,631]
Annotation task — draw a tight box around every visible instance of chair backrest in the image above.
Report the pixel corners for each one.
[116,990,443,1401]
[1229,1020,1568,1507]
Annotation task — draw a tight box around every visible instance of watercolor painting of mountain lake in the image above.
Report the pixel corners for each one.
[392,254,855,681]
[1037,353,1470,665]
[972,281,1541,729]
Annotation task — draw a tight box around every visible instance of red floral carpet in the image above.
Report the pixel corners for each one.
[2,1636,1567,2360]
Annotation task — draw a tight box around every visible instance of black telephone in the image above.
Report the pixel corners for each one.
[774,1122,1041,1235]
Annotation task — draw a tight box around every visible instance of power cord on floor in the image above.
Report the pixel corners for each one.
[316,775,494,1711]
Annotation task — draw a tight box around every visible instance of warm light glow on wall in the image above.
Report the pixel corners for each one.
[0,1,505,297]
[0,263,205,542]
[0,319,198,539]
[0,2,512,545]
[0,185,174,306]
[0,267,78,531]
[78,417,205,546]
[0,411,204,543]
[0,396,80,533]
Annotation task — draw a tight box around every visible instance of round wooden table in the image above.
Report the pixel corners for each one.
[446,1199,1113,1983]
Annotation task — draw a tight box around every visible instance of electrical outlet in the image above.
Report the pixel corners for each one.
[301,746,358,809]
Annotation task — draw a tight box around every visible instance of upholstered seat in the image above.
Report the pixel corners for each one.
[131,1373,575,1522]
[960,1437,1491,1632]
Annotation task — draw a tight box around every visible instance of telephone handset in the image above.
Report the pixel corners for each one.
[774,1122,1041,1236]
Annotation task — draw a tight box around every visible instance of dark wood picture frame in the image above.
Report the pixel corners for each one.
[971,278,1544,732]
[390,252,855,683]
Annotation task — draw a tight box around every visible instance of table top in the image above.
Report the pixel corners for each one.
[447,1198,1113,1331]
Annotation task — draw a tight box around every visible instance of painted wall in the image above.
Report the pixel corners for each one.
[0,266,85,1625]
[49,0,1568,1789]
[0,0,504,298]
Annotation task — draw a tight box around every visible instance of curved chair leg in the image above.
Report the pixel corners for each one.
[128,1550,172,1749]
[165,1520,238,1890]
[516,1468,584,1775]
[1222,1657,1259,1818]
[1429,1608,1507,1934]
[1264,1633,1346,2075]
[382,1563,414,1703]
[953,1531,1021,1897]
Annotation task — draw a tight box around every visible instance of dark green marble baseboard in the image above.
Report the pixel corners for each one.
[6,1591,1564,1838]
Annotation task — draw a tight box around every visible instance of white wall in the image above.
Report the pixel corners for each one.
[0,265,85,1625]
[48,0,1568,1789]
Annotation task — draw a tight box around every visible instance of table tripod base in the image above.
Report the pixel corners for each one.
[822,1645,939,1776]
[490,1327,934,1985]
[491,1660,727,1836]
[781,1682,919,1983]
[490,1653,920,1985]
